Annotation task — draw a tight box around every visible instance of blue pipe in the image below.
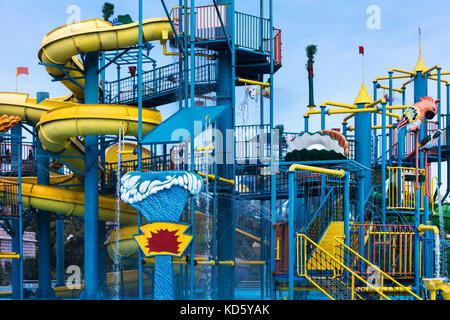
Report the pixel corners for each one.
[35,91,55,299]
[81,52,101,300]
[137,0,144,301]
[11,124,23,299]
[288,171,295,300]
[381,102,387,224]
[189,0,196,300]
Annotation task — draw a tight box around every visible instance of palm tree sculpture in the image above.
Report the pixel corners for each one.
[306,44,318,108]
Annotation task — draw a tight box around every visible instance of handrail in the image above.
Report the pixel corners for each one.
[303,188,334,237]
[333,237,422,300]
[320,101,356,109]
[364,98,387,109]
[389,68,416,76]
[297,233,391,300]
[422,65,441,76]
[288,164,345,177]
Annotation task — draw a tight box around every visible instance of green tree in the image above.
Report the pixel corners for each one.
[306,44,318,108]
[102,2,115,21]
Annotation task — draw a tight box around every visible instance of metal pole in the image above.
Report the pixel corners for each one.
[381,102,387,224]
[35,91,54,299]
[189,0,196,300]
[82,52,101,300]
[288,171,295,300]
[137,0,144,301]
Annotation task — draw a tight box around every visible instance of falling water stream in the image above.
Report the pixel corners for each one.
[436,186,446,279]
[112,127,122,299]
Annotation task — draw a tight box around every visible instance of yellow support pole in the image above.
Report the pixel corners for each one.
[288,164,345,177]
[377,85,403,93]
[342,113,354,124]
[402,78,415,88]
[364,98,387,108]
[218,260,235,267]
[422,65,441,76]
[0,252,20,259]
[236,77,270,88]
[389,68,416,76]
[428,76,450,85]
[235,261,266,265]
[374,74,412,81]
[321,101,356,109]
[197,172,235,186]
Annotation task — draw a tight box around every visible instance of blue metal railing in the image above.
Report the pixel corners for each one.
[104,61,216,105]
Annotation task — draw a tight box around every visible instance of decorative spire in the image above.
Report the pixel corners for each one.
[414,27,427,73]
[354,46,373,104]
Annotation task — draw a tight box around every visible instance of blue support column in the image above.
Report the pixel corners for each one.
[35,91,55,299]
[11,124,23,299]
[55,216,65,287]
[215,0,236,300]
[381,102,387,223]
[344,172,350,249]
[270,174,277,300]
[414,71,428,169]
[320,105,326,130]
[287,171,295,300]
[137,0,144,301]
[355,101,372,202]
[81,51,101,300]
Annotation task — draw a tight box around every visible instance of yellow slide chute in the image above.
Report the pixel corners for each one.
[38,18,173,100]
[0,16,175,223]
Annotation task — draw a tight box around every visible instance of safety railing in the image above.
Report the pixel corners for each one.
[235,124,272,164]
[104,61,216,105]
[349,224,416,279]
[333,236,421,300]
[387,166,425,211]
[0,181,19,217]
[297,233,390,300]
[302,188,343,245]
[391,120,444,159]
[0,143,34,175]
[273,221,289,275]
[171,5,282,64]
[171,3,230,40]
[105,155,169,188]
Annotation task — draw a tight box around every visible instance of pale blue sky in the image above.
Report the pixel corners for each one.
[1,0,450,133]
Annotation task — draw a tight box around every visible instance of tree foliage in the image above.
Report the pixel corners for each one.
[102,2,115,21]
[306,44,318,65]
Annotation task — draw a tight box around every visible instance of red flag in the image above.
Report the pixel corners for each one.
[16,67,28,76]
[359,46,364,55]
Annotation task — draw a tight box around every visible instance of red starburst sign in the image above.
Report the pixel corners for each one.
[134,222,194,257]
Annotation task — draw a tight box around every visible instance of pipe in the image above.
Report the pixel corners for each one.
[161,40,216,60]
[197,172,235,185]
[288,164,345,177]
[389,68,416,76]
[377,85,403,93]
[364,98,387,108]
[374,75,412,81]
[321,101,356,109]
[236,77,270,87]
[422,65,441,76]
[417,224,439,235]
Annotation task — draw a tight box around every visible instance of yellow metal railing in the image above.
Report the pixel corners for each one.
[297,233,391,300]
[333,237,422,300]
[387,166,425,211]
[0,252,20,259]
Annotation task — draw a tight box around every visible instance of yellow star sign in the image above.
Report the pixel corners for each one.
[133,222,194,257]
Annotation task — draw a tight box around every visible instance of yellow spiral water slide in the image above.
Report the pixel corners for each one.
[0,17,175,224]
